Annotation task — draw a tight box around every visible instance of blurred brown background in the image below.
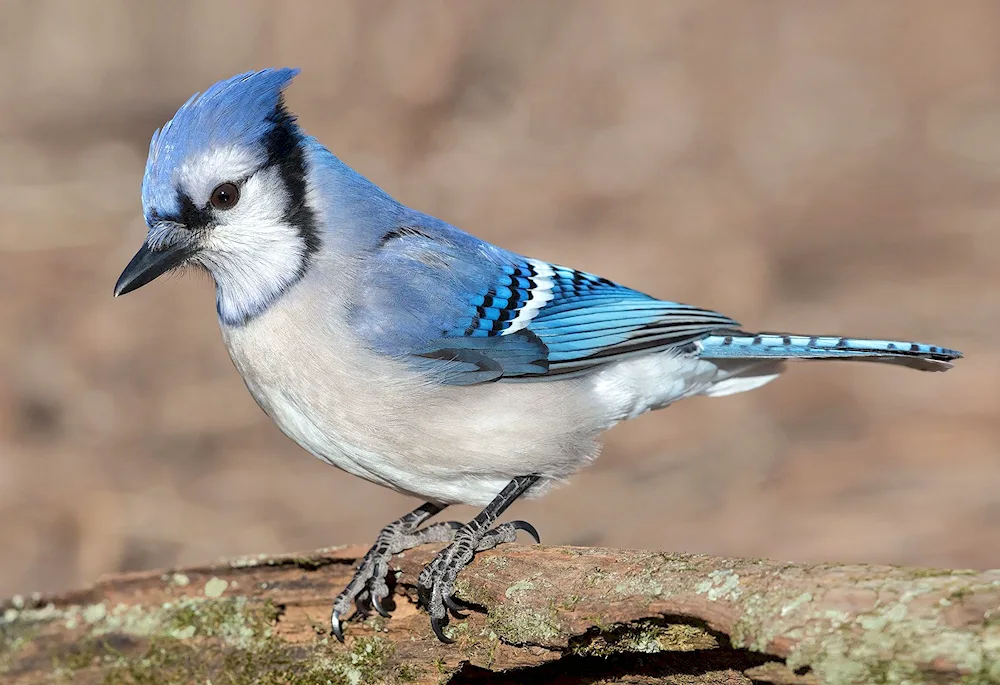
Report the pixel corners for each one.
[0,0,997,600]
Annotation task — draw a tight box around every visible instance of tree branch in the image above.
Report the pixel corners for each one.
[1,545,998,684]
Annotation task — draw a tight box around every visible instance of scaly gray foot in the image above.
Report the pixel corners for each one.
[417,519,539,643]
[331,503,459,642]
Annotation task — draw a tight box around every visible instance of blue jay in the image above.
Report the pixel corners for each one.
[115,69,962,643]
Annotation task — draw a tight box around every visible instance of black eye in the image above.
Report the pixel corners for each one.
[210,182,240,210]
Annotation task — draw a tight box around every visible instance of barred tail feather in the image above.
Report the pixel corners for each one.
[699,332,962,372]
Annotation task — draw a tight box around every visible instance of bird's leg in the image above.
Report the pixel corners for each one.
[331,502,460,641]
[417,475,541,643]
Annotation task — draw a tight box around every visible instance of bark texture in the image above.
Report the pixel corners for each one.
[1,544,998,684]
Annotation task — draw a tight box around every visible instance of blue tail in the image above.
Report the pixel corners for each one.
[699,331,962,372]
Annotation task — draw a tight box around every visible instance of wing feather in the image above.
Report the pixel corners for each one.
[423,259,737,382]
[351,221,736,385]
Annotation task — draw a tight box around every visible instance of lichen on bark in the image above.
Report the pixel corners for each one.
[1,544,997,684]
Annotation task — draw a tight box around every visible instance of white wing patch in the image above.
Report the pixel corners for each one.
[502,258,555,335]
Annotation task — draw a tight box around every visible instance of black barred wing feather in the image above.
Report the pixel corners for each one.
[525,265,738,376]
[413,258,738,384]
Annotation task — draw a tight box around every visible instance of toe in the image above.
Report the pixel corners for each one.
[371,593,391,618]
[368,571,393,618]
[431,615,454,644]
[418,548,450,590]
[443,594,468,619]
[510,519,541,544]
[417,560,436,589]
[331,610,345,643]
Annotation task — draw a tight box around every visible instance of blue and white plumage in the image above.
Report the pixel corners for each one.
[115,69,962,642]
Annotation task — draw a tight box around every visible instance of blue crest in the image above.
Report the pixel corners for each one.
[141,68,300,223]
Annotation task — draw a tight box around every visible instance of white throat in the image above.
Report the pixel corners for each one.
[193,166,312,325]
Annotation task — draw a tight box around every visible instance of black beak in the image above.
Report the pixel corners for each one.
[114,242,193,297]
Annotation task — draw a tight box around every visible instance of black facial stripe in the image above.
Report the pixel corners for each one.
[262,95,320,261]
[216,97,319,327]
[162,95,319,262]
[168,178,247,230]
[176,190,212,230]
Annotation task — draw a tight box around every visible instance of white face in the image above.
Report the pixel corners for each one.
[172,145,313,325]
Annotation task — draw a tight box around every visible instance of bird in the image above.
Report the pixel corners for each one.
[114,68,962,644]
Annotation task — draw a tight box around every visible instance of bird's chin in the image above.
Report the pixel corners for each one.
[114,242,197,296]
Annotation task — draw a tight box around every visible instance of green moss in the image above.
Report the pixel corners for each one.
[395,662,419,682]
[290,557,332,571]
[960,654,1000,685]
[570,618,718,657]
[91,637,328,685]
[159,597,282,646]
[5,595,411,684]
[43,624,406,685]
[336,636,397,684]
[951,586,975,601]
[53,638,107,672]
[479,555,509,571]
[228,553,270,568]
[226,551,343,571]
[905,567,975,580]
[0,619,37,675]
[363,613,390,634]
[487,600,562,645]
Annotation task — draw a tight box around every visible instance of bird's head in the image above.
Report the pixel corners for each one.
[115,68,320,325]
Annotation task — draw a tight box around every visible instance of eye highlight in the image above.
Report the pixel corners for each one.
[210,182,240,210]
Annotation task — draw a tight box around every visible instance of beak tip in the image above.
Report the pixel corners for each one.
[114,241,192,298]
[113,277,131,298]
[114,279,141,298]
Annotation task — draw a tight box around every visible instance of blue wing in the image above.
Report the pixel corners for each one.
[520,264,738,377]
[350,217,738,385]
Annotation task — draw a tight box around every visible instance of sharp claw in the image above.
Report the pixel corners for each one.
[372,593,391,618]
[511,520,541,544]
[331,610,345,643]
[431,615,454,644]
[444,594,468,619]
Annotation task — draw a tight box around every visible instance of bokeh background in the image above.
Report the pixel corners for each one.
[1,0,998,599]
